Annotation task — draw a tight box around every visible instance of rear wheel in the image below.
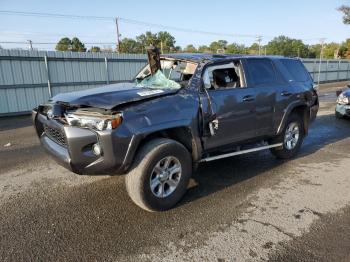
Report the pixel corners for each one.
[125,138,192,212]
[270,114,305,159]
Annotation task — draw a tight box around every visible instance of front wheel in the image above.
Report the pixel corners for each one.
[270,114,305,159]
[125,138,192,212]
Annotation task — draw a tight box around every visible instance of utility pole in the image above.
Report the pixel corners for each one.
[27,40,33,51]
[115,17,121,53]
[256,36,262,55]
[317,38,326,86]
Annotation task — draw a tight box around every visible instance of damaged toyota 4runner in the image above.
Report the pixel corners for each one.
[33,49,319,211]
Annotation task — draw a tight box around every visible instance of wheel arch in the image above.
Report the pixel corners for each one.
[277,103,310,136]
[122,126,201,173]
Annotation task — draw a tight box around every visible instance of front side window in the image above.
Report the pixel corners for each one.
[203,61,245,90]
[247,59,277,86]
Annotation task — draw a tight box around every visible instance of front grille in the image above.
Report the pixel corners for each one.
[44,124,67,147]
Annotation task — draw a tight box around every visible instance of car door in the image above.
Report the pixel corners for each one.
[244,58,280,136]
[200,60,257,150]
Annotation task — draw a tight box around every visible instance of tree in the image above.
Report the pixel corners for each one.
[266,36,308,57]
[226,43,247,54]
[248,43,260,55]
[339,39,350,59]
[55,37,86,52]
[136,31,159,51]
[55,37,71,51]
[157,31,176,53]
[119,38,142,53]
[174,46,182,52]
[198,45,211,53]
[71,37,86,52]
[324,43,341,58]
[338,5,350,24]
[308,44,321,58]
[135,31,176,53]
[209,40,228,53]
[183,44,197,53]
[89,46,101,52]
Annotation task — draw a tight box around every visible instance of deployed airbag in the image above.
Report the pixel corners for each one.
[136,70,181,89]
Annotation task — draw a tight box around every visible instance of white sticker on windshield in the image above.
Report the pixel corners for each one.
[137,90,164,96]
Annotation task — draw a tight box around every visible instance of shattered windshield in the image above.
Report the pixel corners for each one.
[135,59,197,89]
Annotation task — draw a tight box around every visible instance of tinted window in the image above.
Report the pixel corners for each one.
[247,59,277,86]
[281,59,310,82]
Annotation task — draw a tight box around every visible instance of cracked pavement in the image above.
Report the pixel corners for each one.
[0,81,350,261]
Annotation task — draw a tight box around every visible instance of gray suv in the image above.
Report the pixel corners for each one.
[33,52,319,211]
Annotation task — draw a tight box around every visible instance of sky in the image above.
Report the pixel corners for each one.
[0,0,349,50]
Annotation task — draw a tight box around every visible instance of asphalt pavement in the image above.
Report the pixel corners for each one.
[0,81,349,261]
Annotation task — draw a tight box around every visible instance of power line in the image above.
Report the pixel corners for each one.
[0,10,113,20]
[0,30,113,38]
[0,10,269,39]
[0,10,326,43]
[118,17,261,38]
[0,41,116,45]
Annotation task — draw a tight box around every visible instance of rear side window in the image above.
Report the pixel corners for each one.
[280,59,310,82]
[247,59,277,86]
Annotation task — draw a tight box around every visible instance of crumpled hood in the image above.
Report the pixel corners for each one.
[51,82,179,109]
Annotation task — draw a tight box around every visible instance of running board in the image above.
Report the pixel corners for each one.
[199,143,283,163]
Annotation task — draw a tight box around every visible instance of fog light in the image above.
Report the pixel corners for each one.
[92,143,102,156]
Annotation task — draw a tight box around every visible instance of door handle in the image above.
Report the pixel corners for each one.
[242,95,255,102]
[281,91,292,96]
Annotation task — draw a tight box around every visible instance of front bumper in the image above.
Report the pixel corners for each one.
[335,104,350,117]
[32,109,134,175]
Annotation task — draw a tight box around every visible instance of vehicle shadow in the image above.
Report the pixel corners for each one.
[178,113,350,208]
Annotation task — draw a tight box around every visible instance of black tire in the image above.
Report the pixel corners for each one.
[125,138,192,212]
[270,114,305,159]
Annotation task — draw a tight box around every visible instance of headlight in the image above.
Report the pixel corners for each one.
[337,93,349,105]
[65,111,123,131]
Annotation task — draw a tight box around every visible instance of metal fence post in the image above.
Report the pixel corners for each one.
[104,57,109,85]
[347,61,350,81]
[317,59,322,85]
[44,55,52,97]
[312,60,317,80]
